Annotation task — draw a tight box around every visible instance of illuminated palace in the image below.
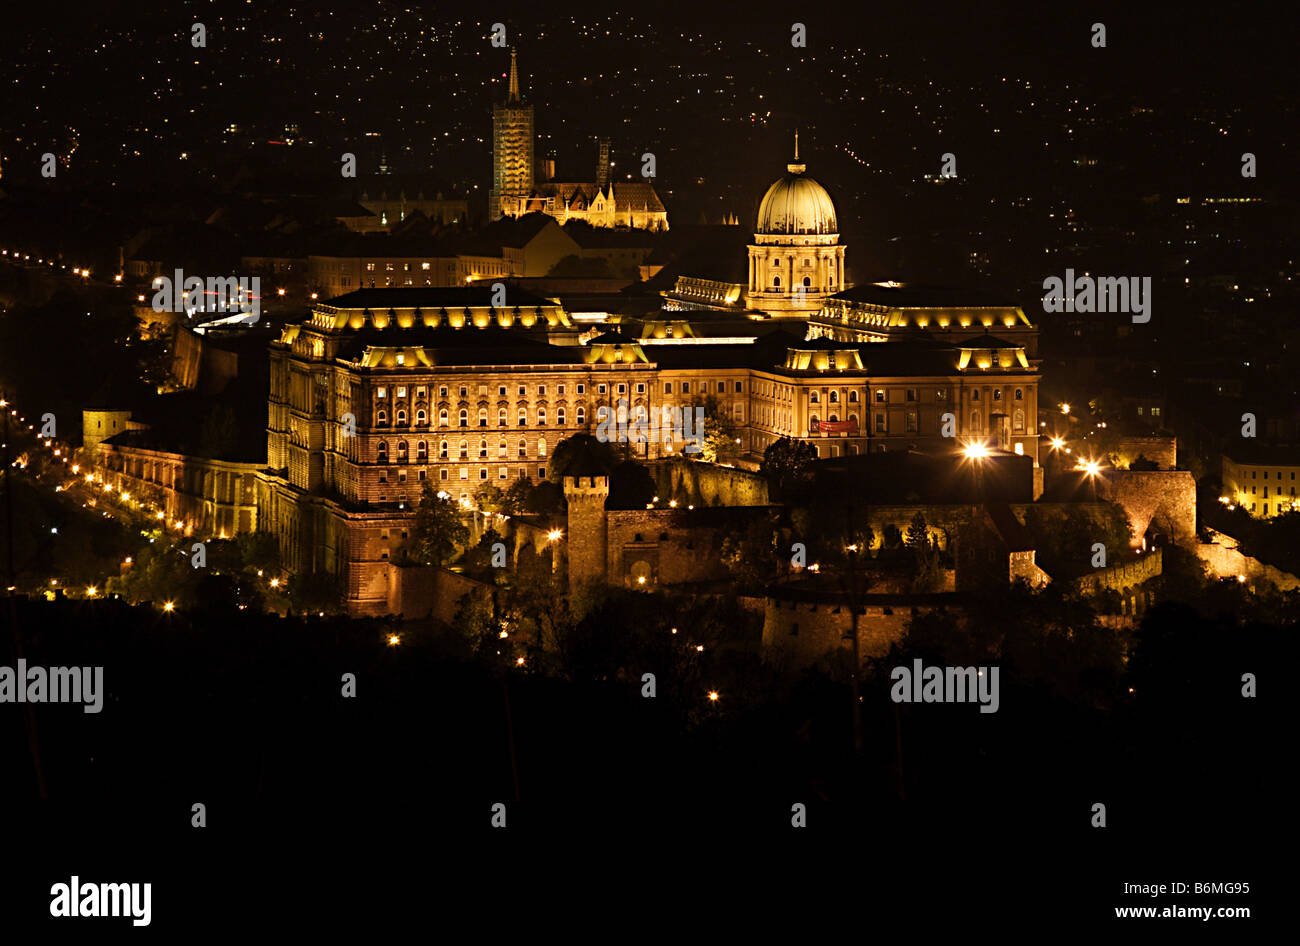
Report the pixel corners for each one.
[92,142,1040,615]
[489,50,668,231]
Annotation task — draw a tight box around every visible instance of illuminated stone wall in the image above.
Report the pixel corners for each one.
[1096,470,1197,543]
[761,597,932,671]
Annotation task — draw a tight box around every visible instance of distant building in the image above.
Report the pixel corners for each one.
[1222,444,1300,517]
[490,50,668,231]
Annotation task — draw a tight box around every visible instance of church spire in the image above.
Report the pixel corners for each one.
[507,48,521,104]
[794,128,799,161]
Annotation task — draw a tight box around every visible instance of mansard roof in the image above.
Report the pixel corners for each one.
[320,287,558,310]
[336,327,586,368]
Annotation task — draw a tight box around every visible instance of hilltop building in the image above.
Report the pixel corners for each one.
[490,50,668,231]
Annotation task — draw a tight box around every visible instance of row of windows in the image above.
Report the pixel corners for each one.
[661,381,745,395]
[377,383,588,401]
[767,258,836,268]
[1248,486,1296,497]
[370,380,1026,408]
[968,388,1023,402]
[767,387,1025,405]
[1251,500,1297,515]
[375,381,750,402]
[365,262,434,272]
[800,408,1027,434]
[372,468,548,502]
[375,438,551,462]
[1247,470,1297,480]
[375,407,584,427]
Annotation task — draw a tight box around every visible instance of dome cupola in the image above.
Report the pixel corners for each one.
[755,131,838,237]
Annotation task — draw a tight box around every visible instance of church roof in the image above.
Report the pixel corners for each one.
[531,181,666,214]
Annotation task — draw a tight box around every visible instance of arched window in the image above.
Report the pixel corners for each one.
[810,414,820,428]
[538,437,547,457]
[1013,409,1025,431]
[810,391,820,404]
[439,408,448,427]
[439,440,448,459]
[538,408,547,426]
[396,409,408,426]
[829,390,839,403]
[518,408,528,426]
[971,390,981,402]
[459,409,468,427]
[377,410,388,427]
[773,276,781,287]
[478,408,488,427]
[498,439,507,458]
[576,406,586,424]
[518,439,527,458]
[1015,388,1024,401]
[377,441,388,463]
[803,276,811,287]
[416,441,428,461]
[396,441,408,461]
[458,440,468,459]
[557,407,566,425]
[479,439,488,459]
[993,390,1002,401]
[416,409,427,426]
[848,390,858,403]
[829,414,839,423]
[498,407,507,426]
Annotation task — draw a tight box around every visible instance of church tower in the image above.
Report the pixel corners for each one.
[490,49,535,220]
[744,132,847,316]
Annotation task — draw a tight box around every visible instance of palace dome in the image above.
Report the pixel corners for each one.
[755,138,838,236]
